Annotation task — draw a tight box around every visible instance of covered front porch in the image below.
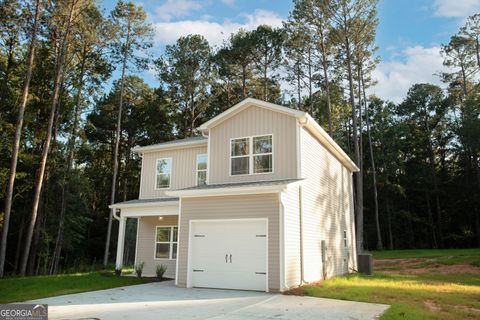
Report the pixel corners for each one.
[109,197,179,278]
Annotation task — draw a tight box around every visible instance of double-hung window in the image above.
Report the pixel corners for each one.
[230,135,273,175]
[156,158,172,189]
[196,154,207,185]
[155,226,178,259]
[231,138,250,175]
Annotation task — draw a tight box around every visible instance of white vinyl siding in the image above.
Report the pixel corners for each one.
[139,145,207,198]
[177,193,281,292]
[136,216,178,278]
[300,127,357,280]
[209,105,297,184]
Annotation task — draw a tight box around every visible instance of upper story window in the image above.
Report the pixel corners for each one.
[230,134,273,176]
[155,158,172,189]
[196,154,208,185]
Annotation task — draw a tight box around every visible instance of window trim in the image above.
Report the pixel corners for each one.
[196,154,208,186]
[229,134,274,176]
[154,225,178,260]
[154,157,172,190]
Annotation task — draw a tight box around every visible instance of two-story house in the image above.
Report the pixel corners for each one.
[110,98,359,292]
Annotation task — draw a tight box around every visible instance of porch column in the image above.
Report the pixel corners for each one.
[115,214,126,270]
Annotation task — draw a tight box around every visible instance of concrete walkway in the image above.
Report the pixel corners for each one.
[27,281,389,320]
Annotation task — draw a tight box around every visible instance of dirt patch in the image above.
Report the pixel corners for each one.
[375,258,480,275]
[424,300,441,312]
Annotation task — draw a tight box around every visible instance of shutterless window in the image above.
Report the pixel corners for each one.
[253,135,272,173]
[344,230,347,247]
[231,138,249,175]
[197,154,207,185]
[156,158,172,189]
[155,226,178,259]
[230,135,273,175]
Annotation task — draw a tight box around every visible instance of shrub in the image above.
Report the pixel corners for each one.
[135,262,144,278]
[156,264,167,280]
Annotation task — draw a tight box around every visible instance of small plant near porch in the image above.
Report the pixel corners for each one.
[156,264,167,280]
[135,262,144,278]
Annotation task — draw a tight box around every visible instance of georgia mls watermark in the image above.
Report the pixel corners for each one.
[0,304,48,320]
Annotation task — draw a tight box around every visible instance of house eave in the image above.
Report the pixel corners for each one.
[132,140,207,154]
[198,98,307,131]
[109,200,179,209]
[166,180,304,198]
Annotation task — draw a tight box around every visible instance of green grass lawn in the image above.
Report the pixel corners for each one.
[0,272,148,303]
[296,249,480,319]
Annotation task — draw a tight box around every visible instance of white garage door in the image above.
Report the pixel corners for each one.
[189,219,267,291]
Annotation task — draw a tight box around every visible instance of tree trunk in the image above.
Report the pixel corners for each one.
[242,65,247,98]
[426,128,443,247]
[0,0,42,278]
[319,35,332,135]
[385,195,393,249]
[296,61,301,109]
[307,47,313,115]
[19,0,76,276]
[345,34,363,253]
[50,44,87,275]
[361,73,382,250]
[104,20,131,267]
[426,191,438,248]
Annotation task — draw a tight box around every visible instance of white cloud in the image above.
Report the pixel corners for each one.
[370,46,452,103]
[153,9,284,46]
[155,0,203,22]
[433,0,480,18]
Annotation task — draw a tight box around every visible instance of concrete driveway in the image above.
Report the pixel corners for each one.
[27,281,388,320]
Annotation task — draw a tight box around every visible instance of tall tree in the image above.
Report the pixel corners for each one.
[305,0,335,132]
[330,0,379,253]
[103,0,152,267]
[156,34,213,137]
[19,0,79,276]
[50,1,111,274]
[0,0,42,278]
[250,25,285,102]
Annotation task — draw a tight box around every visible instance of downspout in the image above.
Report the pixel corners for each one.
[297,116,309,286]
[113,208,121,221]
[299,185,307,285]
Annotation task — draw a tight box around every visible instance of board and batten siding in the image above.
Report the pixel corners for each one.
[139,145,207,199]
[300,126,357,280]
[135,215,178,278]
[208,105,297,184]
[177,193,281,291]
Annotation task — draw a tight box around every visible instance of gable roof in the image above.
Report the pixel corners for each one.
[199,97,359,172]
[197,97,306,131]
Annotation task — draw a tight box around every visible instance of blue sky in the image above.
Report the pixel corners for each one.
[102,0,480,102]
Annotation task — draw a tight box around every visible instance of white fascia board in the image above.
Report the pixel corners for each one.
[109,200,179,209]
[165,182,303,198]
[301,114,360,172]
[132,140,207,154]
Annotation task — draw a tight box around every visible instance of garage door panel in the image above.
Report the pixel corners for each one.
[189,219,267,291]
